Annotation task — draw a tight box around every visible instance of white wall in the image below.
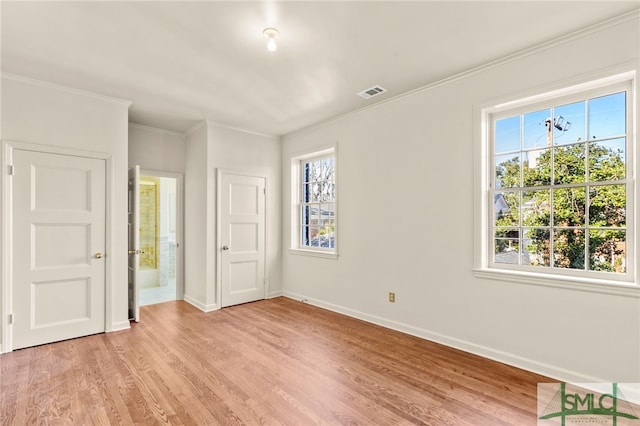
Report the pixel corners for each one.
[1,74,131,348]
[281,16,640,382]
[182,121,282,310]
[184,123,209,307]
[128,124,185,173]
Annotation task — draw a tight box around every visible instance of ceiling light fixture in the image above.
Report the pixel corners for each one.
[263,28,279,52]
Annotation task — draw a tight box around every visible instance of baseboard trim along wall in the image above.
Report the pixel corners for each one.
[183,294,219,312]
[268,290,283,299]
[282,291,609,385]
[110,321,132,332]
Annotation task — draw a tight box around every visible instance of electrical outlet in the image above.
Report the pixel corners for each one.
[388,292,395,303]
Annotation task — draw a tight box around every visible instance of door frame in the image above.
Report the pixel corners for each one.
[139,169,185,302]
[215,168,268,308]
[1,140,112,353]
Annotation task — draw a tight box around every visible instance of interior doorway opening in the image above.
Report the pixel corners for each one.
[138,173,180,306]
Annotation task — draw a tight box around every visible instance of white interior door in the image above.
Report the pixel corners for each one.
[128,166,140,321]
[11,149,106,350]
[220,172,266,308]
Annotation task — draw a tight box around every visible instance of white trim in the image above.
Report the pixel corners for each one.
[290,143,339,257]
[1,140,113,352]
[268,291,283,299]
[2,73,132,107]
[288,248,339,260]
[282,291,616,385]
[185,120,206,137]
[110,321,131,332]
[128,123,185,138]
[474,269,639,298]
[205,120,279,141]
[474,63,639,293]
[183,294,219,313]
[286,10,640,138]
[216,168,269,308]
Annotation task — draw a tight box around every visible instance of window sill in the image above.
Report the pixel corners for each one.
[473,268,639,298]
[288,248,338,260]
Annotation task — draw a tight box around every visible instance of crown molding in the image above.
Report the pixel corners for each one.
[286,9,640,138]
[128,122,185,138]
[205,119,279,141]
[1,72,132,107]
[185,120,206,137]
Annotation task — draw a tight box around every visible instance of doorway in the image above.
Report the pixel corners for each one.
[138,171,183,307]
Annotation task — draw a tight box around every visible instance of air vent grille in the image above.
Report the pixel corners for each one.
[357,85,387,99]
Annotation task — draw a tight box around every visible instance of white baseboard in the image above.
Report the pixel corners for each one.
[109,321,131,332]
[282,291,609,385]
[183,294,219,312]
[268,290,283,299]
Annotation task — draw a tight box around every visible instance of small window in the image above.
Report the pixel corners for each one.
[291,147,337,257]
[486,79,634,282]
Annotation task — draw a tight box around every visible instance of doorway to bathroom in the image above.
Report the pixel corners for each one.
[138,171,183,307]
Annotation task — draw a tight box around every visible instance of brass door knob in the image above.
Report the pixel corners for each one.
[95,253,103,259]
[222,245,229,251]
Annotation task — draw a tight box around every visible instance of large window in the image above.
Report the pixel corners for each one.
[488,79,634,282]
[292,147,336,256]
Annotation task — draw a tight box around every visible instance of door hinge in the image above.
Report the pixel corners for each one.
[263,188,266,195]
[8,165,14,176]
[8,314,13,325]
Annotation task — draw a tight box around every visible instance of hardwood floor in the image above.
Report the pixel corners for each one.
[1,297,552,425]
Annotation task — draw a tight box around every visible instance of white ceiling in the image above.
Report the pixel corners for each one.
[2,1,639,136]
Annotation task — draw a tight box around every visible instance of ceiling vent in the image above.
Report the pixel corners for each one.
[357,85,387,100]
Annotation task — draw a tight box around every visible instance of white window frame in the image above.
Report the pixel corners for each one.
[474,68,639,296]
[289,145,338,259]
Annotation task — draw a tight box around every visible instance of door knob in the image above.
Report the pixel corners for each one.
[95,253,103,259]
[222,245,229,251]
[128,249,138,255]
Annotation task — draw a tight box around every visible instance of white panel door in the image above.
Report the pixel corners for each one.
[128,166,140,321]
[12,149,106,350]
[220,173,265,308]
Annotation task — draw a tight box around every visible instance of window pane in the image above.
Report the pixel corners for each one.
[302,184,311,203]
[301,205,310,226]
[311,182,321,202]
[301,226,310,247]
[495,154,520,189]
[495,116,520,154]
[523,228,550,267]
[309,227,319,247]
[553,143,585,184]
[494,228,519,264]
[589,92,626,140]
[553,101,585,145]
[302,162,311,183]
[523,149,551,187]
[311,161,322,181]
[553,188,586,227]
[322,157,335,181]
[589,229,626,273]
[553,229,585,270]
[494,191,519,227]
[522,189,550,227]
[524,108,551,149]
[589,184,626,227]
[589,138,625,182]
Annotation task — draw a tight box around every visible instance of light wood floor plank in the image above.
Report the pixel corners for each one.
[1,297,553,425]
